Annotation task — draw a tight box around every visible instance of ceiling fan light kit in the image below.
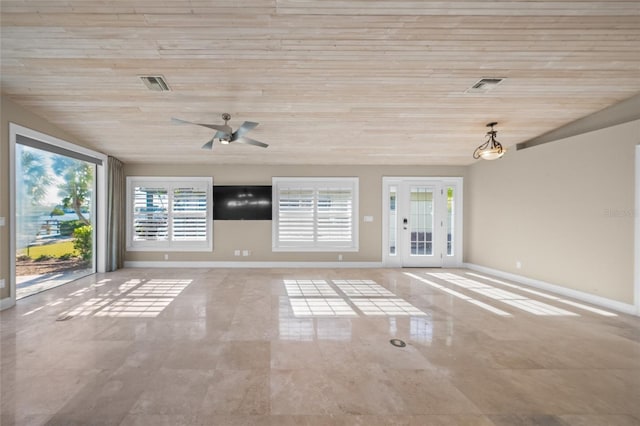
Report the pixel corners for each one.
[473,122,505,160]
[172,113,268,150]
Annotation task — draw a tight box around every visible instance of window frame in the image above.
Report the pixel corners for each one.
[272,177,359,252]
[126,176,213,252]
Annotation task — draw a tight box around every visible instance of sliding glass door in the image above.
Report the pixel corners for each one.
[12,127,101,300]
[15,144,95,298]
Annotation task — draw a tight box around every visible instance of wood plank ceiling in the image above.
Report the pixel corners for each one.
[1,0,639,165]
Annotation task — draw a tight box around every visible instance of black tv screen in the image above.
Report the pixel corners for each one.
[213,186,272,220]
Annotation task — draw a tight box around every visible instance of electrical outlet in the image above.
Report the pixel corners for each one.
[164,254,169,260]
[234,249,241,256]
[516,261,522,269]
[0,217,5,227]
[242,250,250,257]
[338,254,343,261]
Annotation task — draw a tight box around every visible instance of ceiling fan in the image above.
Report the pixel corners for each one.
[171,113,268,150]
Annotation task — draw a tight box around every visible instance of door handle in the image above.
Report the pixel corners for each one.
[403,218,408,230]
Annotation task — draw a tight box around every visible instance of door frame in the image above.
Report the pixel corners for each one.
[382,177,463,268]
[635,144,640,315]
[7,123,107,308]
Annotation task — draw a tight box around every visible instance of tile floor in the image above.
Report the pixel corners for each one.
[1,268,639,426]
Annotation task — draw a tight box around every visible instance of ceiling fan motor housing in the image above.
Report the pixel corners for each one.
[173,113,268,148]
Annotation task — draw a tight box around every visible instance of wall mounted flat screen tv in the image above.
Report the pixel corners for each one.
[213,185,272,220]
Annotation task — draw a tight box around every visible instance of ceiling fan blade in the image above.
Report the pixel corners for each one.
[234,136,269,148]
[231,121,259,141]
[172,117,228,132]
[201,136,215,150]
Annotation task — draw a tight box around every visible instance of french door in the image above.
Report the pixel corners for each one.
[383,177,463,268]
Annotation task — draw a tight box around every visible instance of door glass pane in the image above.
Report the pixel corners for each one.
[15,144,95,299]
[447,186,454,256]
[389,186,397,255]
[410,187,433,256]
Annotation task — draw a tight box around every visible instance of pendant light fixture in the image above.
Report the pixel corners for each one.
[473,122,505,160]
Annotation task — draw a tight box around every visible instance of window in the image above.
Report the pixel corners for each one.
[446,186,455,256]
[272,177,358,251]
[126,177,212,251]
[388,186,397,256]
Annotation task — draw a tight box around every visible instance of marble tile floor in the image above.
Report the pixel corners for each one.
[1,268,639,426]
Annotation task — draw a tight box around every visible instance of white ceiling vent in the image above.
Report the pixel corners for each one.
[140,75,170,92]
[465,78,505,93]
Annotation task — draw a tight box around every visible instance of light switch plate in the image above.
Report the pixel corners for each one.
[0,279,5,289]
[363,215,373,222]
[0,217,5,227]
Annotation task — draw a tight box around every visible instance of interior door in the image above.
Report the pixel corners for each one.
[383,177,462,268]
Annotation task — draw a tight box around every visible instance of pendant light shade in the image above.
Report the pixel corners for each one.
[473,122,505,160]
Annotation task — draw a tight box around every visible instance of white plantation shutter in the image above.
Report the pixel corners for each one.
[317,187,353,243]
[172,187,208,241]
[273,178,358,251]
[278,187,315,244]
[127,177,212,251]
[132,186,169,241]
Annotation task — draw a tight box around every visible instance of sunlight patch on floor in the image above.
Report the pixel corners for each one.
[429,273,578,316]
[284,278,427,318]
[404,272,512,317]
[284,279,339,297]
[54,279,193,319]
[350,298,426,316]
[333,280,396,297]
[289,297,357,317]
[466,272,617,317]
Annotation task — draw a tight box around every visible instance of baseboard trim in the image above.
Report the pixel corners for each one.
[124,261,384,269]
[0,297,16,311]
[464,263,637,316]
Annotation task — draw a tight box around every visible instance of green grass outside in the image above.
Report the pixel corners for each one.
[18,241,77,259]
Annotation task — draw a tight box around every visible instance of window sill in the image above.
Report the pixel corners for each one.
[272,246,359,253]
[127,243,212,252]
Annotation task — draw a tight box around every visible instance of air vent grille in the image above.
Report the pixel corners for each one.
[140,75,170,92]
[466,78,505,93]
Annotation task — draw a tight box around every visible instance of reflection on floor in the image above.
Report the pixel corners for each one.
[1,268,638,426]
